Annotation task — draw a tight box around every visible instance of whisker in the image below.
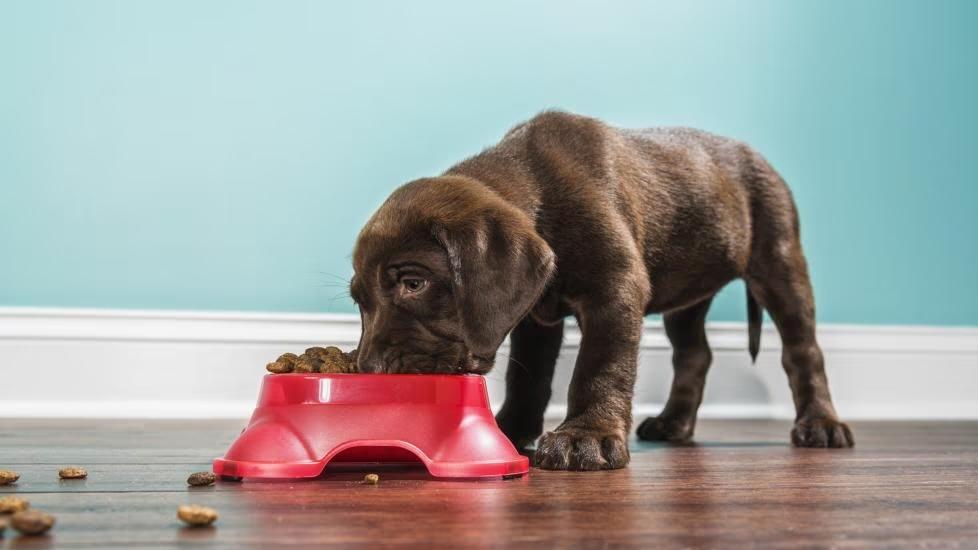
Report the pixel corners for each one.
[318,271,352,283]
[480,371,506,383]
[326,291,354,309]
[494,351,531,376]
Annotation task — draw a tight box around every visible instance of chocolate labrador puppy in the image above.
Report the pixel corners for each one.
[349,111,853,471]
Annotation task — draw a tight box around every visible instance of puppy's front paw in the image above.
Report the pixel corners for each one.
[791,416,854,448]
[636,415,694,443]
[534,427,629,471]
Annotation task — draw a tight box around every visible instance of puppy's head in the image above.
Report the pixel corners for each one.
[350,176,555,374]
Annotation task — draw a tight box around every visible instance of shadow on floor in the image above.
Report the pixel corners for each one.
[631,440,786,452]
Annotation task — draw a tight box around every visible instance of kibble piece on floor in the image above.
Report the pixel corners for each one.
[177,505,218,527]
[363,473,380,485]
[187,471,217,487]
[0,470,19,485]
[0,495,30,514]
[266,352,299,374]
[58,467,88,479]
[11,510,55,536]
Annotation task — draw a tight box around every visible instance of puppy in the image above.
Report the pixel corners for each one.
[349,111,853,471]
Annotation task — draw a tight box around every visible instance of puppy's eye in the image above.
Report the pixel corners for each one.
[399,277,428,294]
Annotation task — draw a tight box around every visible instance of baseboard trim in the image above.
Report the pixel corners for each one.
[3,306,975,350]
[0,401,789,420]
[4,402,975,421]
[1,307,976,420]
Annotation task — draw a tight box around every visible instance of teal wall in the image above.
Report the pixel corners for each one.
[2,0,976,325]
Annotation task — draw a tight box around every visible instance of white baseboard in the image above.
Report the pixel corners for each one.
[1,307,976,420]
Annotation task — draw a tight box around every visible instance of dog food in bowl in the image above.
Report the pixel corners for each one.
[266,347,357,374]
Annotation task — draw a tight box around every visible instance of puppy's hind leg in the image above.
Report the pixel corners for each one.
[495,316,564,452]
[637,297,713,443]
[747,243,854,448]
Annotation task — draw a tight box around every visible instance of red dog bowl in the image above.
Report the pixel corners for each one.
[213,374,529,480]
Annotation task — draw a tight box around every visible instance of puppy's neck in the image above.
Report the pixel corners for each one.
[444,162,541,221]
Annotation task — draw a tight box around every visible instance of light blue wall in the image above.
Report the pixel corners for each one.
[2,0,976,325]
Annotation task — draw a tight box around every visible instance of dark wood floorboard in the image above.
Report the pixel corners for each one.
[1,419,976,548]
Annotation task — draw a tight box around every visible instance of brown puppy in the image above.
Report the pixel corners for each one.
[350,111,853,471]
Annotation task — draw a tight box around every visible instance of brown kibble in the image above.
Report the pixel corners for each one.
[267,348,358,374]
[0,470,19,485]
[177,504,218,527]
[0,496,30,514]
[187,471,217,487]
[308,346,343,363]
[303,346,357,374]
[303,346,328,360]
[11,510,55,536]
[265,362,288,374]
[59,467,88,479]
[320,346,357,373]
[266,352,299,374]
[293,355,322,373]
[363,473,380,485]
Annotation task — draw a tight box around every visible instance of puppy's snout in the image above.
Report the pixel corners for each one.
[356,349,386,373]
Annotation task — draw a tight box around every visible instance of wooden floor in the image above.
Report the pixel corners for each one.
[1,419,976,548]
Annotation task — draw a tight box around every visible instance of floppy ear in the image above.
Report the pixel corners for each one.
[434,206,555,358]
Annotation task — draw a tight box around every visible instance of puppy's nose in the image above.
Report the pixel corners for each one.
[356,353,385,373]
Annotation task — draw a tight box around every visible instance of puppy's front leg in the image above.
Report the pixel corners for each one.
[535,302,641,471]
[495,317,564,452]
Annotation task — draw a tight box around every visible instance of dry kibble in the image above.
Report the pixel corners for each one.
[302,346,357,373]
[11,510,55,536]
[318,346,357,374]
[266,352,298,374]
[363,473,380,485]
[59,467,88,479]
[0,470,19,485]
[267,348,358,375]
[177,504,218,527]
[306,346,340,362]
[0,496,30,514]
[293,355,321,373]
[187,471,217,487]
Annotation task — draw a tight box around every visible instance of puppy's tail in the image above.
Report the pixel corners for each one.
[746,288,762,363]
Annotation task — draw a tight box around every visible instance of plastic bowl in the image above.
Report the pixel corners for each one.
[212,373,529,480]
